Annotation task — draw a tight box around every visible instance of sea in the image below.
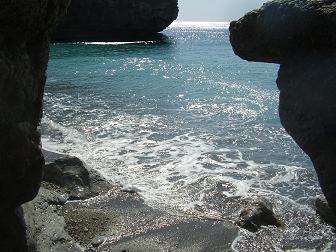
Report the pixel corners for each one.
[42,22,336,251]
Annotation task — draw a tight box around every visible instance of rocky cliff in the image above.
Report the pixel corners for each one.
[230,0,336,213]
[52,0,179,42]
[0,0,69,250]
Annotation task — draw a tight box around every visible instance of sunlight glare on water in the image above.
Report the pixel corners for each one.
[42,21,335,250]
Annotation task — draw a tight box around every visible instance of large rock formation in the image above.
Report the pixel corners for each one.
[0,0,69,250]
[52,0,179,42]
[230,0,336,213]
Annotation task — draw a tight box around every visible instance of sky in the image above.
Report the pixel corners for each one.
[177,0,269,22]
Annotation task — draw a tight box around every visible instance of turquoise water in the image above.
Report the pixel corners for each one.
[43,22,335,250]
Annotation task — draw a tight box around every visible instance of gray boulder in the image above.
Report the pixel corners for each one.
[43,154,112,200]
[44,157,90,188]
[230,0,336,214]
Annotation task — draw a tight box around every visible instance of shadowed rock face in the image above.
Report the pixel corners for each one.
[230,0,336,213]
[0,0,69,250]
[230,0,336,64]
[52,0,179,42]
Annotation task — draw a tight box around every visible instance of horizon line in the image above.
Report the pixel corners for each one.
[173,20,231,23]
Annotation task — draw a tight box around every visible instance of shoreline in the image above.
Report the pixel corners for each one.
[23,150,239,251]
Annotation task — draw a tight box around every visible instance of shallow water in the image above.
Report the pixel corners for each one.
[43,22,336,250]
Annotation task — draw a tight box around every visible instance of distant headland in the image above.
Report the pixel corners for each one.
[52,0,179,42]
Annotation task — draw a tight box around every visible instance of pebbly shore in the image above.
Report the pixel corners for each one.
[23,150,239,251]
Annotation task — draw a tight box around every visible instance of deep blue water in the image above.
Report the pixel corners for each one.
[43,22,335,250]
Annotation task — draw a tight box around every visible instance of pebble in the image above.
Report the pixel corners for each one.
[91,236,105,247]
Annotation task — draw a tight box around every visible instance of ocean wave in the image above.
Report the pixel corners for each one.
[41,115,319,215]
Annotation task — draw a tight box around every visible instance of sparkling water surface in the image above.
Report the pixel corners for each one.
[43,22,336,250]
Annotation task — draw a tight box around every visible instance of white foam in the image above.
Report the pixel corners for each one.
[41,112,315,216]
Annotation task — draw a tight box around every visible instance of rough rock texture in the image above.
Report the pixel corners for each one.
[52,0,179,42]
[230,0,336,64]
[23,153,113,251]
[24,153,239,251]
[0,1,69,250]
[23,187,82,252]
[230,0,336,214]
[44,157,90,187]
[43,151,113,200]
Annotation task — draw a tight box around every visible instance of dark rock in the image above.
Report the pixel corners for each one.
[230,0,336,214]
[0,0,69,250]
[44,157,91,188]
[230,0,336,64]
[0,207,27,251]
[316,195,336,227]
[237,199,282,232]
[278,52,336,212]
[43,154,112,200]
[52,0,179,42]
